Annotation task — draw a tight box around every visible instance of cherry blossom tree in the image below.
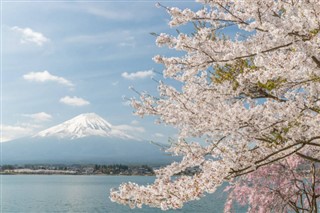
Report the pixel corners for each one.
[110,0,320,210]
[224,155,320,213]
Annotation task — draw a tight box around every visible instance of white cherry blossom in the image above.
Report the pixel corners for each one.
[111,0,320,210]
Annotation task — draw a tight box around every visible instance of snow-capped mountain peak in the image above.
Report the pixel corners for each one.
[35,113,135,140]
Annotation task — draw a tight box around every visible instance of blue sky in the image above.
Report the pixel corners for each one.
[1,1,201,142]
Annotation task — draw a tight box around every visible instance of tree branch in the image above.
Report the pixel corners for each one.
[296,152,320,163]
[312,56,320,68]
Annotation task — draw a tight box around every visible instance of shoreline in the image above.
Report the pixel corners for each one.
[1,164,156,176]
[0,169,155,176]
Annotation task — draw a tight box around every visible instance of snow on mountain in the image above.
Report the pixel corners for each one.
[35,113,136,140]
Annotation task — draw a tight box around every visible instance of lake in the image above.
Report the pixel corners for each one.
[1,175,246,212]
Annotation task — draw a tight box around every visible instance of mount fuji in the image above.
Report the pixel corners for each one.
[35,113,135,140]
[2,113,173,164]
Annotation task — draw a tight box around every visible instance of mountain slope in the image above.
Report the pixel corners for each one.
[2,113,174,164]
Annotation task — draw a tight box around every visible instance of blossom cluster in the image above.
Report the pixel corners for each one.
[225,156,320,212]
[111,0,320,210]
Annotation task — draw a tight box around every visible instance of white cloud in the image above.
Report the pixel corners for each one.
[111,124,146,141]
[11,26,49,46]
[131,120,140,125]
[60,96,90,106]
[23,70,74,87]
[154,133,165,138]
[113,125,145,133]
[1,124,35,142]
[121,70,154,80]
[22,112,52,122]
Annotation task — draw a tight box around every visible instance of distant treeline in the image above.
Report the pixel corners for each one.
[0,164,155,176]
[93,164,154,175]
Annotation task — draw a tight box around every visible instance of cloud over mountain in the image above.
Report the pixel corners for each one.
[22,112,52,122]
[1,124,35,142]
[23,71,74,87]
[60,96,90,106]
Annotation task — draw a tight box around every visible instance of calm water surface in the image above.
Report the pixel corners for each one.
[1,175,246,213]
